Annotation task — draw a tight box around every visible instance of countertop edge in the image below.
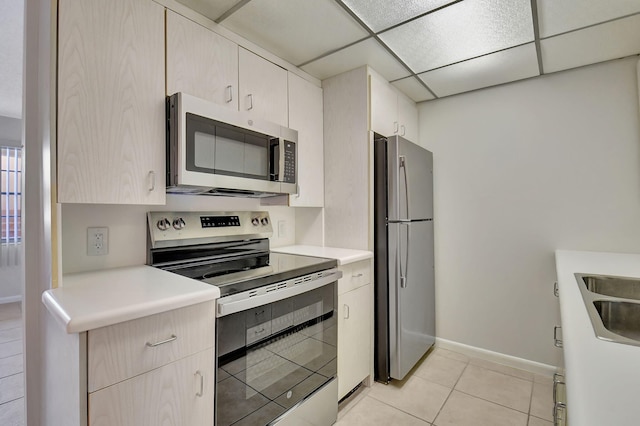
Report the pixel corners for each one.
[272,245,373,265]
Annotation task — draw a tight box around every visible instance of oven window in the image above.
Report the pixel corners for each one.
[216,284,337,426]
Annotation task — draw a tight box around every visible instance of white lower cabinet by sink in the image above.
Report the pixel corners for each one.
[43,300,215,426]
[337,259,373,400]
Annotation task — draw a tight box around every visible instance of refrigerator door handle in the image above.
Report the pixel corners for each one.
[399,155,410,220]
[399,222,410,288]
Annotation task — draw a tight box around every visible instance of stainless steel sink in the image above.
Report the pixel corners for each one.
[580,274,640,300]
[575,273,640,346]
[593,300,640,342]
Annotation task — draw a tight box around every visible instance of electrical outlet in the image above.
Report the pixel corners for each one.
[87,227,109,256]
[278,220,287,238]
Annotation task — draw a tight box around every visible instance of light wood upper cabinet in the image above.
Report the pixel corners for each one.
[239,47,288,127]
[57,0,165,204]
[166,10,238,109]
[288,72,324,207]
[370,72,419,143]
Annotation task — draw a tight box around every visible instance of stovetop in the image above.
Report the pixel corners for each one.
[166,252,336,297]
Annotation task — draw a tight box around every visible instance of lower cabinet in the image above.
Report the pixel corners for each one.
[89,348,214,426]
[337,259,373,400]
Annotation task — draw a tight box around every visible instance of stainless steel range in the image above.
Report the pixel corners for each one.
[147,211,340,426]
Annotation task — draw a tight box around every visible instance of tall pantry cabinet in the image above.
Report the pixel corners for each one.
[57,0,166,204]
[323,66,419,251]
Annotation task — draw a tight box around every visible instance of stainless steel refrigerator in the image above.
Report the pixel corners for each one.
[374,134,435,383]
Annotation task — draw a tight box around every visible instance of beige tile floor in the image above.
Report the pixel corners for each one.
[337,348,554,426]
[0,302,23,426]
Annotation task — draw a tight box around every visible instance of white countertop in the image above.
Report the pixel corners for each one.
[555,250,640,426]
[42,265,219,333]
[271,245,373,265]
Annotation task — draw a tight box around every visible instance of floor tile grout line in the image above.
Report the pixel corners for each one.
[453,387,532,416]
[364,392,434,425]
[431,359,471,425]
[527,379,535,422]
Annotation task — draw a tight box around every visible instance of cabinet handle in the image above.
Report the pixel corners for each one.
[352,273,363,278]
[148,170,155,192]
[393,121,399,134]
[195,370,204,397]
[553,281,559,297]
[247,94,254,110]
[553,326,563,348]
[400,124,406,136]
[226,85,233,103]
[255,327,266,335]
[255,309,264,316]
[145,334,177,347]
[344,304,350,319]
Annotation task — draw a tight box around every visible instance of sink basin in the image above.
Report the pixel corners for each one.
[574,273,640,346]
[593,300,640,342]
[580,274,640,301]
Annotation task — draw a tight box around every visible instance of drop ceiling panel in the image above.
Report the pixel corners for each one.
[341,0,455,32]
[391,77,435,102]
[301,38,410,81]
[175,0,243,22]
[379,0,534,73]
[221,0,369,66]
[541,14,640,74]
[418,43,539,97]
[537,0,640,38]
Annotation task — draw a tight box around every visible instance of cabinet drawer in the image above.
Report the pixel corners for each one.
[89,348,214,426]
[338,260,372,295]
[88,301,214,392]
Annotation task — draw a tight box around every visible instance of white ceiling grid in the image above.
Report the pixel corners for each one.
[208,0,640,101]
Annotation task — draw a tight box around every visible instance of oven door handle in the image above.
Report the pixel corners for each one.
[216,268,342,317]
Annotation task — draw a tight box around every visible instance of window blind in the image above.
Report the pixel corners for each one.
[1,146,22,267]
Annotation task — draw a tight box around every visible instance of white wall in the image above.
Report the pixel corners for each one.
[62,195,296,274]
[418,56,640,366]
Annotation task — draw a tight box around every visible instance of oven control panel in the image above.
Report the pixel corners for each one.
[148,211,273,248]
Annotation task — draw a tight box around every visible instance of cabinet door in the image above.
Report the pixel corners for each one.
[166,10,238,109]
[57,0,165,204]
[288,72,324,207]
[369,73,398,138]
[397,92,418,143]
[238,47,288,126]
[338,284,372,399]
[88,348,214,426]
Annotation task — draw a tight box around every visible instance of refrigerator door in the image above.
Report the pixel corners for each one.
[387,136,433,221]
[389,220,435,380]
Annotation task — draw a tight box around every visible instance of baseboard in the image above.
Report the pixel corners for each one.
[436,338,557,376]
[0,295,22,304]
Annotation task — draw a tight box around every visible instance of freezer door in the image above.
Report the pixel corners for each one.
[388,220,435,380]
[387,136,433,221]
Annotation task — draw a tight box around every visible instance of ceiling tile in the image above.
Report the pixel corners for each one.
[175,0,243,22]
[0,0,23,118]
[391,77,435,102]
[537,0,640,38]
[301,38,410,81]
[221,0,369,66]
[418,43,539,97]
[541,14,640,74]
[379,0,534,73]
[341,0,454,32]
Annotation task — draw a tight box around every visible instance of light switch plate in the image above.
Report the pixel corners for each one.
[87,227,109,256]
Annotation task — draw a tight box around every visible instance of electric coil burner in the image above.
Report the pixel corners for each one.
[147,211,340,426]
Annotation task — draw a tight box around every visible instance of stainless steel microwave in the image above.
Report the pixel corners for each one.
[167,92,297,197]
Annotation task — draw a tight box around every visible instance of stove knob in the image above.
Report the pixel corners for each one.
[156,218,170,231]
[172,217,186,230]
[251,218,260,226]
[261,217,269,226]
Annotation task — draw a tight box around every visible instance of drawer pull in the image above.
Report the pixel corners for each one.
[352,273,364,278]
[553,281,559,297]
[145,334,177,347]
[255,310,265,316]
[226,85,233,103]
[344,304,350,319]
[195,370,204,397]
[255,328,266,335]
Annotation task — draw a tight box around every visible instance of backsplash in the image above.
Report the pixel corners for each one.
[61,194,296,275]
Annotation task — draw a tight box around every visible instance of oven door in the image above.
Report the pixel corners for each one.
[215,272,339,426]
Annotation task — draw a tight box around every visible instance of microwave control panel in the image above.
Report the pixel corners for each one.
[283,142,296,183]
